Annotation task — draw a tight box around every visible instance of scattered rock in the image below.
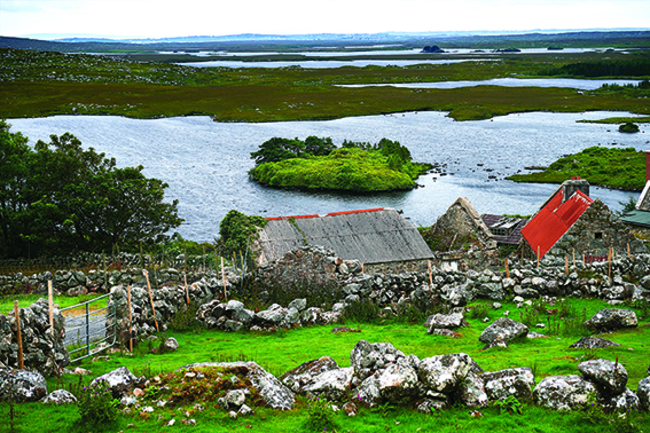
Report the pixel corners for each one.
[577,359,628,396]
[481,367,535,402]
[569,336,622,349]
[418,353,473,393]
[478,318,529,343]
[637,377,650,411]
[91,366,145,398]
[0,369,48,402]
[583,309,638,332]
[534,375,598,411]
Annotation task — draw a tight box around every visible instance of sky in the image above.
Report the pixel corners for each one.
[1,0,649,40]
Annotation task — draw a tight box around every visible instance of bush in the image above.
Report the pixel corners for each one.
[168,301,202,332]
[304,394,337,432]
[619,122,640,133]
[75,379,119,431]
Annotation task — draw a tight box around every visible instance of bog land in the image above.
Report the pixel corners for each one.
[1,41,650,122]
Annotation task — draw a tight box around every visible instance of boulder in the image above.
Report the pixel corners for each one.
[443,284,472,307]
[583,309,638,331]
[43,389,78,405]
[288,298,307,312]
[350,340,406,381]
[481,367,535,402]
[162,337,179,352]
[91,366,144,398]
[374,357,420,404]
[0,369,47,402]
[280,356,340,394]
[425,313,466,332]
[569,336,621,349]
[637,377,650,411]
[356,375,382,408]
[478,318,529,343]
[577,359,627,396]
[454,370,488,408]
[181,362,295,410]
[534,375,597,411]
[224,389,247,408]
[605,388,640,413]
[418,353,473,393]
[303,367,354,402]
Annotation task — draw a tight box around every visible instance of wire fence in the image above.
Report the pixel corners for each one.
[60,293,117,362]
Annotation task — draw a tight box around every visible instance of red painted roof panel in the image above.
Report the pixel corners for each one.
[521,190,593,258]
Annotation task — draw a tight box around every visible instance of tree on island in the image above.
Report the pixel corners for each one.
[0,120,182,259]
[619,122,640,133]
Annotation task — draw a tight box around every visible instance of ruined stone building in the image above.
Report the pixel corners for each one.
[254,208,434,272]
[520,178,647,261]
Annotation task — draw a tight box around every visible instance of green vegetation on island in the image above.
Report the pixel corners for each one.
[506,146,647,191]
[248,137,433,192]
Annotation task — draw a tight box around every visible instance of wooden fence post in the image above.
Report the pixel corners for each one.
[505,258,510,279]
[565,256,569,275]
[127,285,133,353]
[537,246,540,268]
[572,249,575,267]
[184,274,190,307]
[14,301,23,369]
[143,270,159,332]
[48,280,54,334]
[428,260,433,286]
[608,248,612,278]
[221,257,227,301]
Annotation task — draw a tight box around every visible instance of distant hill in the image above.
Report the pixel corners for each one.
[2,30,649,53]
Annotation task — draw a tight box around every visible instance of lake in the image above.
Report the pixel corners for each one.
[339,78,642,90]
[8,111,648,242]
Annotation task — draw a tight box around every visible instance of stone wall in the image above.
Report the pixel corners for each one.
[0,298,69,376]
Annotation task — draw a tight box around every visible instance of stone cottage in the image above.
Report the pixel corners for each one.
[520,178,646,261]
[255,208,434,272]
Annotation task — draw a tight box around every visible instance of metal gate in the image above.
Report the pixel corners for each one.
[60,294,117,362]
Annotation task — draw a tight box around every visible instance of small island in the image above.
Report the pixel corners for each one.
[506,146,646,191]
[249,136,433,192]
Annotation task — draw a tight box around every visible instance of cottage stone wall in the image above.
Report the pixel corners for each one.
[541,199,647,261]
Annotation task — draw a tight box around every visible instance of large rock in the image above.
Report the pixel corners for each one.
[374,357,420,404]
[303,367,354,402]
[425,313,466,333]
[481,367,535,402]
[577,359,628,396]
[280,356,340,394]
[350,340,406,381]
[418,353,473,393]
[583,309,638,331]
[478,318,529,343]
[43,389,77,405]
[181,362,295,410]
[637,377,650,411]
[569,336,621,349]
[0,369,47,402]
[605,388,640,413]
[92,366,144,398]
[455,370,488,408]
[534,375,597,411]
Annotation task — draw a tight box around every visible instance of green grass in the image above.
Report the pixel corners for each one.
[4,297,648,432]
[2,48,650,122]
[506,146,647,191]
[0,293,103,315]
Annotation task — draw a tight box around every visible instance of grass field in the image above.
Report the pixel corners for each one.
[3,297,649,433]
[2,48,650,122]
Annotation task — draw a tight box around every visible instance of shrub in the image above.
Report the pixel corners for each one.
[168,301,202,332]
[75,379,119,431]
[304,394,337,432]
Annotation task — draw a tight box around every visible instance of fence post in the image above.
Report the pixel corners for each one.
[127,285,133,352]
[48,280,54,334]
[537,246,540,268]
[184,275,190,307]
[428,260,433,287]
[143,270,159,332]
[14,301,23,369]
[565,256,569,275]
[85,302,90,356]
[221,257,227,301]
[505,258,509,279]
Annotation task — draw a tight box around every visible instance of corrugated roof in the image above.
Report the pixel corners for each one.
[621,209,650,228]
[481,214,529,245]
[520,190,593,258]
[257,208,434,264]
[637,181,650,212]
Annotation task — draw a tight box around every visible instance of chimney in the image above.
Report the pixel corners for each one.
[646,150,650,182]
[562,177,590,202]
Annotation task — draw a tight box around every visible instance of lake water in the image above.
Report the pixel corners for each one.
[180,58,494,69]
[340,78,642,90]
[8,112,649,242]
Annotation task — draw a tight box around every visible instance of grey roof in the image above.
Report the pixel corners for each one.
[621,209,650,228]
[481,214,529,245]
[257,208,434,264]
[637,181,650,212]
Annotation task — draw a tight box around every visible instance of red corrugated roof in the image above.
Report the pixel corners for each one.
[521,190,593,258]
